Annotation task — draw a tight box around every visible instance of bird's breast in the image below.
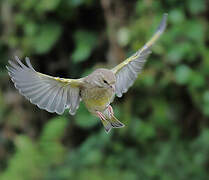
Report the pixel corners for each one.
[81,87,115,113]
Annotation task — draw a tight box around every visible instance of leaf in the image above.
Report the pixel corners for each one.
[186,21,205,44]
[140,72,155,87]
[36,0,61,12]
[40,116,68,141]
[117,27,130,46]
[170,9,185,24]
[135,121,156,142]
[67,0,84,7]
[0,136,43,180]
[39,116,67,165]
[187,0,206,15]
[203,91,209,104]
[202,91,209,116]
[75,103,98,128]
[0,90,6,123]
[71,30,97,63]
[24,21,38,36]
[175,65,192,85]
[20,0,37,11]
[167,44,186,64]
[189,72,205,88]
[34,23,62,54]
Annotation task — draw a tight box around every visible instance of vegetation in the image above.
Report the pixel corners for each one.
[0,0,208,179]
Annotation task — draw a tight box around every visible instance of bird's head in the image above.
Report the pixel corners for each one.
[87,68,116,90]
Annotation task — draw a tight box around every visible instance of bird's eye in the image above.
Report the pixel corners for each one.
[103,80,108,84]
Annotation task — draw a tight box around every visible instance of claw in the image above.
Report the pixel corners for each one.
[96,111,112,133]
[96,111,106,120]
[107,105,114,116]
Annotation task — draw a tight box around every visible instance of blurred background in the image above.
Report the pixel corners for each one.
[0,0,209,179]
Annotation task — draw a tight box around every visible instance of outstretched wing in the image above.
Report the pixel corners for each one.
[112,13,167,97]
[7,56,84,115]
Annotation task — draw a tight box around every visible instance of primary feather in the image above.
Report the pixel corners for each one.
[7,56,83,115]
[112,13,167,97]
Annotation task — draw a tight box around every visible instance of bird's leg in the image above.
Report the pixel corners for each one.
[107,105,114,116]
[96,111,106,120]
[96,111,112,133]
[106,105,125,128]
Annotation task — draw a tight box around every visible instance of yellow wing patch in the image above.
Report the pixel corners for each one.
[37,72,84,87]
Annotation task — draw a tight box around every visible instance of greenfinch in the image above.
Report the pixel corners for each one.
[7,14,167,133]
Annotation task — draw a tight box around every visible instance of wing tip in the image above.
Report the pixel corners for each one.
[5,65,9,71]
[25,56,35,71]
[69,110,76,115]
[14,56,19,61]
[157,13,168,34]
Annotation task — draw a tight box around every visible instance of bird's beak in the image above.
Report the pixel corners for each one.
[110,84,115,91]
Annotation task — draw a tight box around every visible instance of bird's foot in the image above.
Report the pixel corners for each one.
[96,111,106,120]
[96,111,112,133]
[107,105,114,116]
[106,105,125,128]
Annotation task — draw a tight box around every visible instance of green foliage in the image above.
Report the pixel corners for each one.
[75,103,98,128]
[187,0,206,15]
[1,117,67,180]
[36,0,61,12]
[203,91,209,116]
[0,91,7,123]
[0,0,209,179]
[0,136,43,180]
[72,30,97,63]
[33,23,62,54]
[175,65,193,85]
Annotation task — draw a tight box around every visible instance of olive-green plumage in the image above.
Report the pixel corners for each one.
[81,69,115,113]
[7,14,167,133]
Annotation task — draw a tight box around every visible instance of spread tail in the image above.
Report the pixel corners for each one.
[100,118,112,133]
[99,107,125,133]
[100,115,125,133]
[108,115,125,128]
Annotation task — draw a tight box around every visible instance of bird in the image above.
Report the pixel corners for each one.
[7,14,167,133]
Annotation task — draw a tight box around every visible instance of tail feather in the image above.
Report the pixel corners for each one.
[100,107,125,133]
[100,118,112,133]
[109,115,125,128]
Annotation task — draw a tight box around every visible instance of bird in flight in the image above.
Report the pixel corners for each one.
[7,14,167,133]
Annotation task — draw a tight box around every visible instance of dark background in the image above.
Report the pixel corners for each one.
[0,0,209,179]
